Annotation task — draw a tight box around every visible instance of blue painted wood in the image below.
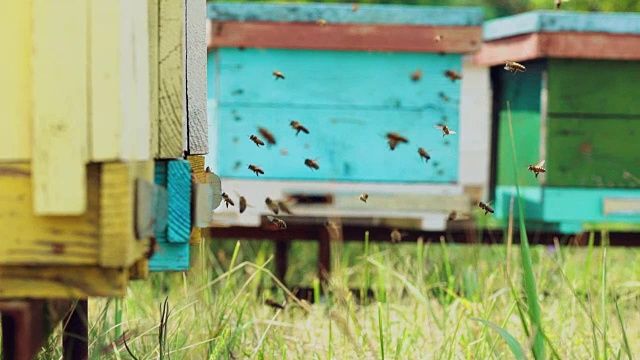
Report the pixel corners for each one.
[215,107,459,183]
[149,242,190,272]
[483,11,640,41]
[212,48,464,109]
[167,160,192,243]
[208,3,483,26]
[154,161,169,242]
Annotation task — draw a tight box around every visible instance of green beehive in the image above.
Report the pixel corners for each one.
[475,11,640,234]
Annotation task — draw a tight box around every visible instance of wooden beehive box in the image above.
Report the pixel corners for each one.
[0,0,210,298]
[475,11,640,234]
[206,3,490,231]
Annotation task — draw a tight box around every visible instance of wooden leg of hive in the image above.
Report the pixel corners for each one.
[62,299,88,360]
[0,300,46,360]
[318,228,331,285]
[275,240,290,285]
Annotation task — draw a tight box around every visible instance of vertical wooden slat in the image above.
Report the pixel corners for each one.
[167,160,192,242]
[185,0,208,155]
[187,155,205,245]
[158,0,186,158]
[32,0,88,214]
[149,0,160,157]
[0,1,31,160]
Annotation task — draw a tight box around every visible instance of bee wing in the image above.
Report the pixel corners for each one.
[449,130,457,134]
[536,160,546,167]
[266,215,276,223]
[434,125,445,130]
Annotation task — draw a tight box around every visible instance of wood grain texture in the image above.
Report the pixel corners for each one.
[99,161,155,268]
[0,1,31,160]
[158,0,186,158]
[167,160,192,242]
[187,155,205,245]
[91,0,151,161]
[32,0,88,214]
[208,22,481,53]
[0,163,99,266]
[149,0,160,157]
[154,160,169,242]
[0,266,128,298]
[186,0,209,155]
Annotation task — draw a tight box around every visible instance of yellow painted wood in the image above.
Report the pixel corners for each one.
[187,155,205,245]
[0,1,31,160]
[99,161,155,268]
[32,0,88,214]
[0,163,100,266]
[158,0,186,158]
[0,266,128,299]
[91,0,151,161]
[129,257,150,280]
[149,0,160,157]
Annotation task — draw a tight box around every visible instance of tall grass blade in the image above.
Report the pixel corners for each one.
[377,302,385,360]
[472,318,526,360]
[601,247,607,360]
[506,101,545,359]
[614,297,633,360]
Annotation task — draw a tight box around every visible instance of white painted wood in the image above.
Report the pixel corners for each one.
[185,0,208,154]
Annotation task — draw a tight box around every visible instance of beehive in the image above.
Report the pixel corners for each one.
[475,11,640,233]
[206,3,489,230]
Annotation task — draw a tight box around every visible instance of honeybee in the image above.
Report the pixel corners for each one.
[222,192,235,208]
[387,139,399,150]
[265,197,279,214]
[258,127,276,145]
[359,193,368,203]
[385,132,408,150]
[304,159,320,170]
[447,210,470,221]
[434,35,443,42]
[249,135,265,147]
[528,160,546,178]
[316,19,327,26]
[418,148,431,163]
[290,121,309,135]
[352,3,359,11]
[264,299,285,309]
[205,166,211,173]
[273,71,285,80]
[435,124,456,137]
[478,201,494,215]
[444,69,463,82]
[504,61,526,75]
[267,215,287,230]
[410,69,422,82]
[239,196,247,214]
[277,200,293,215]
[555,0,569,9]
[390,229,404,243]
[248,164,265,176]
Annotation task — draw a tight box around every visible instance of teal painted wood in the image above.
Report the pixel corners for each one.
[213,48,464,109]
[216,106,459,183]
[167,160,192,243]
[208,3,483,26]
[542,187,640,223]
[484,11,640,41]
[494,185,544,221]
[149,242,190,272]
[154,161,169,242]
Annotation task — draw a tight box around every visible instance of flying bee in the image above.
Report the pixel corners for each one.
[444,69,463,82]
[435,124,456,137]
[249,134,265,147]
[277,200,293,215]
[390,229,405,244]
[387,138,399,150]
[410,69,422,82]
[478,201,494,215]
[447,210,470,221]
[290,121,309,135]
[528,160,546,178]
[555,0,569,9]
[205,166,211,173]
[267,215,287,230]
[273,71,285,80]
[248,164,265,176]
[264,299,285,310]
[304,159,320,170]
[222,192,235,208]
[239,196,247,214]
[265,197,279,214]
[316,19,327,26]
[258,127,276,145]
[385,132,409,150]
[418,148,431,163]
[434,35,443,42]
[352,3,359,11]
[359,193,369,203]
[504,61,526,75]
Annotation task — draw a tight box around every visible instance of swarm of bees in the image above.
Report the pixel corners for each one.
[504,60,526,75]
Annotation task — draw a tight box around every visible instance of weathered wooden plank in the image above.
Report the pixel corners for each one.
[91,0,151,161]
[32,0,88,214]
[209,22,481,53]
[208,3,483,26]
[99,161,155,268]
[149,0,160,157]
[167,160,192,242]
[214,48,463,108]
[0,1,31,160]
[548,59,640,116]
[154,160,169,242]
[135,179,157,239]
[0,266,128,299]
[148,242,190,271]
[158,0,186,158]
[473,33,542,66]
[187,155,205,245]
[186,0,209,154]
[194,172,222,227]
[0,163,99,266]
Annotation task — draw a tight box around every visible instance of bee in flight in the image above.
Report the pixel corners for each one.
[277,200,293,215]
[390,229,405,244]
[273,71,285,80]
[444,69,463,82]
[385,132,409,150]
[478,201,494,215]
[418,148,431,163]
[528,160,546,178]
[447,210,470,221]
[504,61,526,75]
[410,69,422,82]
[258,127,276,145]
[248,164,265,176]
[249,135,265,147]
[222,192,235,208]
[316,19,327,26]
[352,3,359,11]
[359,193,369,203]
[304,158,320,170]
[555,0,569,9]
[435,124,456,137]
[265,197,279,214]
[264,299,285,310]
[267,215,287,230]
[434,35,443,42]
[239,196,247,214]
[205,166,211,173]
[290,121,309,135]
